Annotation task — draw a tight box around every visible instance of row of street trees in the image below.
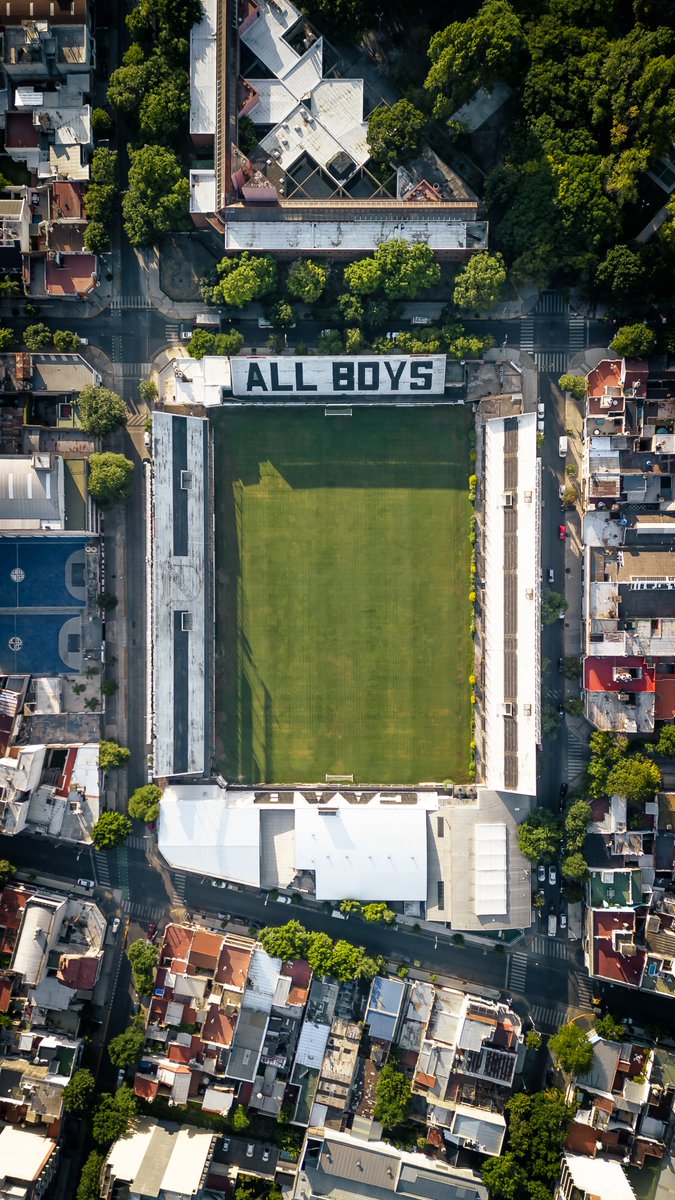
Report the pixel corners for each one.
[260,919,385,981]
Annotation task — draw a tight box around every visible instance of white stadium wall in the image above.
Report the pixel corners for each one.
[229,355,448,398]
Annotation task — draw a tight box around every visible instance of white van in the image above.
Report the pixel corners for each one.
[558,435,568,458]
[548,913,557,937]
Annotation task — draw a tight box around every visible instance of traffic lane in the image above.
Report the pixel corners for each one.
[0,832,107,884]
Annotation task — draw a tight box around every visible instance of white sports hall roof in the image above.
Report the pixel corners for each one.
[474,823,507,915]
[159,785,261,887]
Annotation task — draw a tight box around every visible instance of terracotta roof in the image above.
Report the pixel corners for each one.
[587,360,622,399]
[584,656,655,694]
[1,0,88,22]
[280,958,312,1004]
[0,977,13,1013]
[57,954,99,991]
[161,924,192,966]
[188,930,223,972]
[594,1096,614,1113]
[51,182,86,221]
[202,1005,237,1048]
[134,1075,159,1100]
[592,910,647,987]
[168,1041,194,1064]
[565,1121,599,1156]
[215,944,251,988]
[655,676,675,720]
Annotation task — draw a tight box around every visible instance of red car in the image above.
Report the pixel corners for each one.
[559,524,568,540]
[147,922,157,939]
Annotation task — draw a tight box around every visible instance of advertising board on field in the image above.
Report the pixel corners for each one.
[229,355,447,398]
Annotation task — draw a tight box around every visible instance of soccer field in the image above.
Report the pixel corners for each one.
[213,406,473,786]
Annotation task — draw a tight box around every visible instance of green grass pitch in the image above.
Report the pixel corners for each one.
[213,406,473,786]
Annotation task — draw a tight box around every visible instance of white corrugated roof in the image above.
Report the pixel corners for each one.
[474,824,507,915]
[295,1019,330,1068]
[563,1154,637,1200]
[190,0,217,135]
[0,1128,55,1183]
[158,785,261,887]
[224,219,487,252]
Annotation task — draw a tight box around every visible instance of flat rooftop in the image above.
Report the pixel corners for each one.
[223,216,488,252]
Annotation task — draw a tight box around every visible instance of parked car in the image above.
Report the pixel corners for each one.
[262,1148,270,1162]
[116,1068,125,1088]
[537,402,545,418]
[559,524,568,539]
[538,864,546,883]
[180,328,192,340]
[559,483,565,501]
[246,1144,255,1158]
[144,430,151,448]
[222,1138,230,1151]
[411,315,433,325]
[548,913,557,937]
[559,435,568,457]
[211,879,227,888]
[78,336,89,345]
[549,865,557,886]
[560,782,569,800]
[77,878,95,890]
[547,568,554,584]
[558,704,565,717]
[111,917,121,935]
[277,894,292,904]
[560,912,567,929]
[557,657,564,673]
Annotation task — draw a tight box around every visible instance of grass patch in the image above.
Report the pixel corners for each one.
[213,406,473,785]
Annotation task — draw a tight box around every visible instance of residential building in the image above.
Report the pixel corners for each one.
[188,0,486,256]
[0,1027,82,1132]
[0,1126,58,1200]
[557,1154,636,1200]
[0,742,100,842]
[101,1118,216,1200]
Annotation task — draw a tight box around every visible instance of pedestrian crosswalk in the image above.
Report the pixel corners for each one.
[119,362,151,378]
[121,899,166,921]
[568,727,589,786]
[519,316,535,353]
[94,850,111,886]
[171,871,186,906]
[536,291,569,316]
[111,295,152,310]
[568,314,587,353]
[575,973,595,1008]
[165,323,181,343]
[530,935,569,959]
[111,335,123,363]
[507,951,528,992]
[126,834,150,851]
[533,350,568,374]
[532,1003,569,1032]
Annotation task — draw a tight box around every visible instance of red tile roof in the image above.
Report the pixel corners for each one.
[0,886,29,955]
[168,1041,194,1064]
[189,931,223,972]
[587,360,622,399]
[52,182,86,221]
[215,944,251,988]
[655,676,675,720]
[280,958,312,1004]
[622,360,648,398]
[592,911,646,987]
[45,254,97,297]
[162,925,192,964]
[57,954,100,991]
[202,1005,237,1048]
[584,657,655,694]
[134,1076,159,1101]
[0,977,13,1013]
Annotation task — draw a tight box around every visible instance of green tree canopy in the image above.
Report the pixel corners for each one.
[85,184,116,226]
[343,257,382,296]
[561,851,589,882]
[139,72,190,143]
[123,146,190,248]
[564,799,591,852]
[259,921,382,982]
[453,252,507,311]
[586,730,629,797]
[482,1154,529,1200]
[99,740,131,772]
[0,860,15,888]
[287,259,329,303]
[62,1068,96,1114]
[188,328,245,358]
[367,100,426,163]
[77,1152,104,1200]
[559,373,588,400]
[128,939,159,995]
[91,811,133,850]
[78,385,127,436]
[610,322,656,358]
[375,240,440,299]
[231,1103,250,1132]
[24,324,52,351]
[426,0,527,112]
[92,107,113,135]
[595,1013,625,1041]
[128,784,162,823]
[53,330,82,353]
[518,809,562,862]
[549,1023,594,1075]
[84,221,111,256]
[656,726,675,756]
[90,148,118,187]
[0,328,14,351]
[606,754,662,805]
[207,253,278,307]
[92,1088,137,1146]
[109,1016,145,1067]
[595,245,648,311]
[373,1065,412,1129]
[482,1090,573,1198]
[88,453,135,509]
[293,0,367,38]
[542,591,569,624]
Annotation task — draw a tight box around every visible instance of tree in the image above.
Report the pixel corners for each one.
[453,252,507,311]
[373,1065,412,1129]
[24,323,52,351]
[317,329,344,354]
[610,322,656,358]
[482,1154,529,1200]
[128,784,162,823]
[562,484,577,507]
[84,185,116,225]
[53,330,82,353]
[63,1068,96,1115]
[91,811,133,850]
[656,726,675,756]
[109,1017,145,1067]
[443,323,495,359]
[231,1103,250,1132]
[287,259,329,303]
[210,253,277,307]
[139,73,190,144]
[344,257,382,296]
[595,245,648,311]
[123,145,189,247]
[92,107,113,135]
[542,591,568,624]
[139,380,158,405]
[483,1090,573,1198]
[293,0,367,38]
[266,299,295,329]
[306,931,337,977]
[564,800,591,851]
[426,0,527,111]
[259,920,310,962]
[606,754,662,804]
[0,860,15,888]
[92,1090,136,1146]
[99,740,131,772]
[587,730,628,798]
[561,852,589,882]
[90,148,118,187]
[558,373,588,401]
[518,809,561,862]
[0,328,14,350]
[84,221,111,255]
[361,902,396,923]
[595,1013,625,1041]
[339,292,364,323]
[549,1023,594,1075]
[526,1030,542,1049]
[367,100,426,163]
[88,453,135,509]
[77,1152,104,1200]
[128,939,159,994]
[375,240,440,299]
[78,385,127,436]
